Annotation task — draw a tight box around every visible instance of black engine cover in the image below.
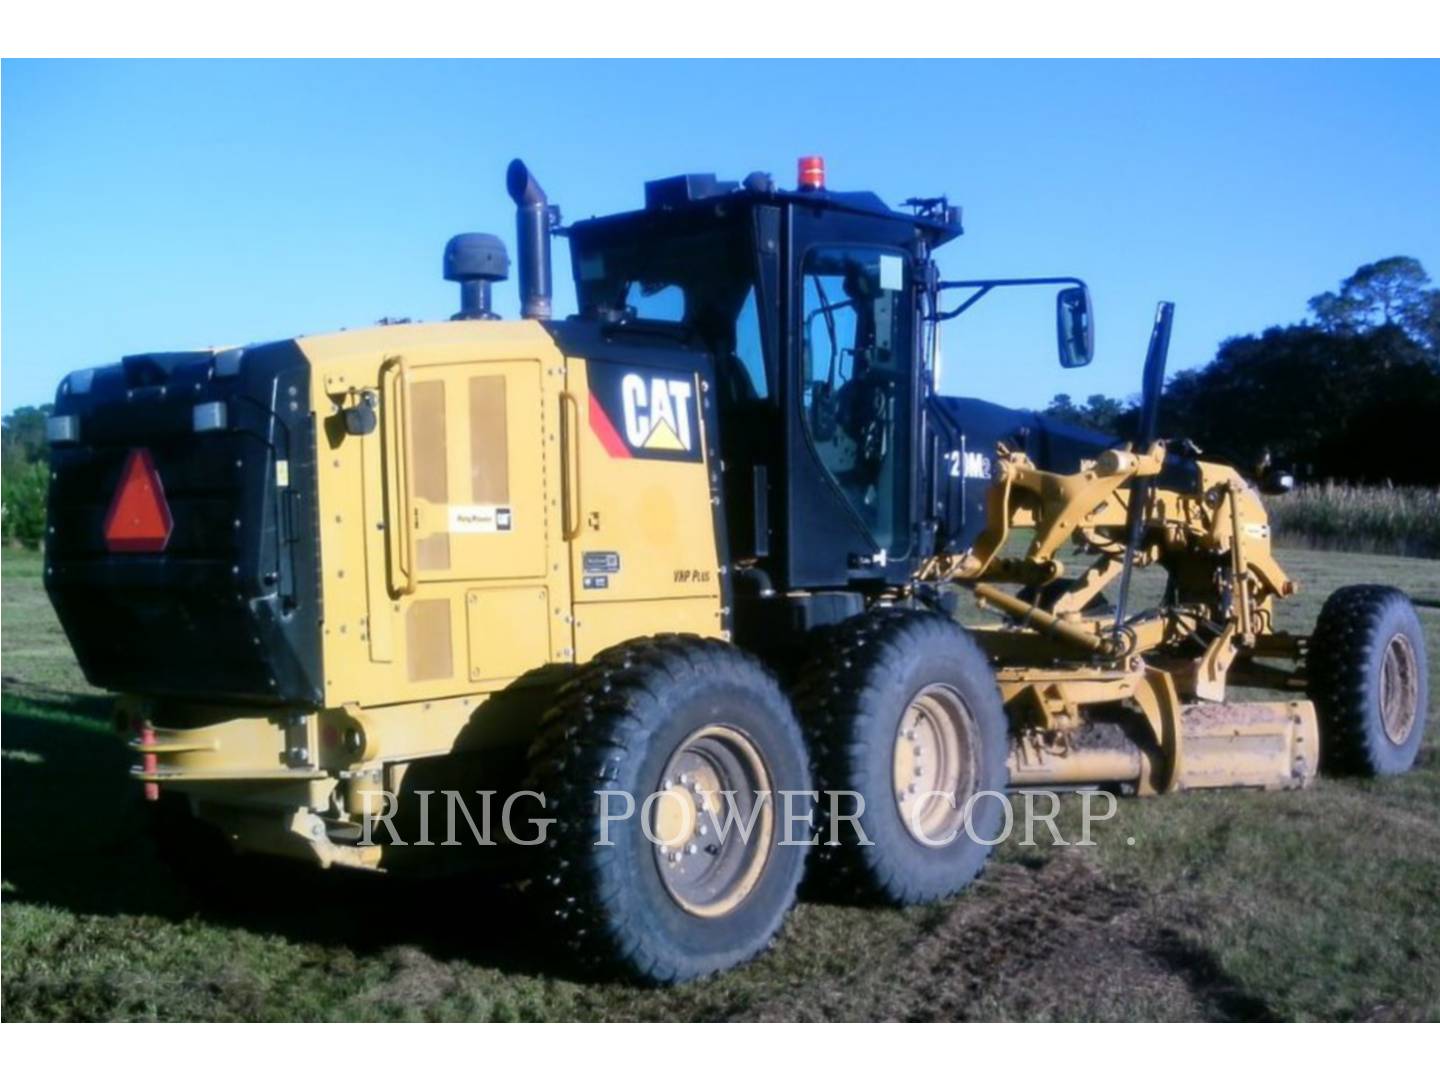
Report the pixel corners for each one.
[44,341,322,708]
[923,395,1123,554]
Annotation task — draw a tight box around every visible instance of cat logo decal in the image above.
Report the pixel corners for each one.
[587,363,702,462]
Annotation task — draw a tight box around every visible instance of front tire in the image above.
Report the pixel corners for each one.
[526,635,811,984]
[1309,585,1429,776]
[794,610,1009,905]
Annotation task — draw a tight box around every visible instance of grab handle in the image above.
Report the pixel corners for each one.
[380,355,417,596]
[559,390,583,542]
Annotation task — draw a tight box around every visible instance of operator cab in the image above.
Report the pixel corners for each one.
[560,157,1097,647]
[564,162,961,606]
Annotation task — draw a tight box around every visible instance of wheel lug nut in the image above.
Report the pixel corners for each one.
[687,843,698,855]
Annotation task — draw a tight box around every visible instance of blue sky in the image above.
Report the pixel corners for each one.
[3,59,1438,411]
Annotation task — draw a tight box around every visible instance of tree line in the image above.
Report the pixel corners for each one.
[2,405,51,547]
[1044,256,1440,485]
[5,257,1440,547]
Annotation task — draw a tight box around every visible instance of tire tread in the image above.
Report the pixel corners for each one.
[525,633,807,984]
[1309,584,1428,776]
[791,608,1008,906]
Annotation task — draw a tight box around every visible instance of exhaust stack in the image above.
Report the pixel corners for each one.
[507,158,553,320]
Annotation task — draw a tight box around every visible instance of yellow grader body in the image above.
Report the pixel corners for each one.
[47,158,1426,983]
[123,381,1319,868]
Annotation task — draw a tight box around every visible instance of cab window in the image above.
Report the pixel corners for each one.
[800,246,913,552]
[730,287,769,400]
[623,282,686,321]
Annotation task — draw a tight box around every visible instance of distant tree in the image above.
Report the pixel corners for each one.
[1038,258,1440,485]
[1042,393,1081,424]
[1308,256,1440,355]
[1042,392,1128,435]
[2,405,51,463]
[1079,393,1128,434]
[2,404,52,547]
[1160,316,1440,484]
[2,460,49,547]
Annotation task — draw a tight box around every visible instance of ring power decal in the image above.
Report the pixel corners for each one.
[582,551,619,590]
[582,551,622,574]
[449,504,514,533]
[587,361,703,462]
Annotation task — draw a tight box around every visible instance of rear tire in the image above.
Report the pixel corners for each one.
[1309,585,1429,776]
[526,635,811,984]
[793,609,1009,905]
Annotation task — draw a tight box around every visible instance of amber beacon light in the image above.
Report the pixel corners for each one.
[797,155,825,190]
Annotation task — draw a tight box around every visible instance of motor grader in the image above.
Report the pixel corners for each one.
[45,157,1429,984]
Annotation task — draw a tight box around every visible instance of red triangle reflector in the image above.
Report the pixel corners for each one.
[104,448,173,553]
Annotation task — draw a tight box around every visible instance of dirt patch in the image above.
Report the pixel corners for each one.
[352,945,462,1014]
[735,852,1265,1021]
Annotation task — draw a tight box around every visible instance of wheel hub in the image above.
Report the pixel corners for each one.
[1379,632,1419,746]
[652,724,774,918]
[893,684,979,846]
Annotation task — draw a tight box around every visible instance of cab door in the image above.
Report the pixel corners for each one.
[783,209,925,590]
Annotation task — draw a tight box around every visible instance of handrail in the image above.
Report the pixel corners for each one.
[380,355,417,596]
[559,390,583,541]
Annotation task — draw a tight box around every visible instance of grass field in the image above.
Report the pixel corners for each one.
[3,545,1438,1021]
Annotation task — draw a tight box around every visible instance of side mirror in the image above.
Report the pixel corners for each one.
[1056,286,1094,368]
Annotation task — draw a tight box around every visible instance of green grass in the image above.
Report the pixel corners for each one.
[1266,483,1440,558]
[3,545,1438,1021]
